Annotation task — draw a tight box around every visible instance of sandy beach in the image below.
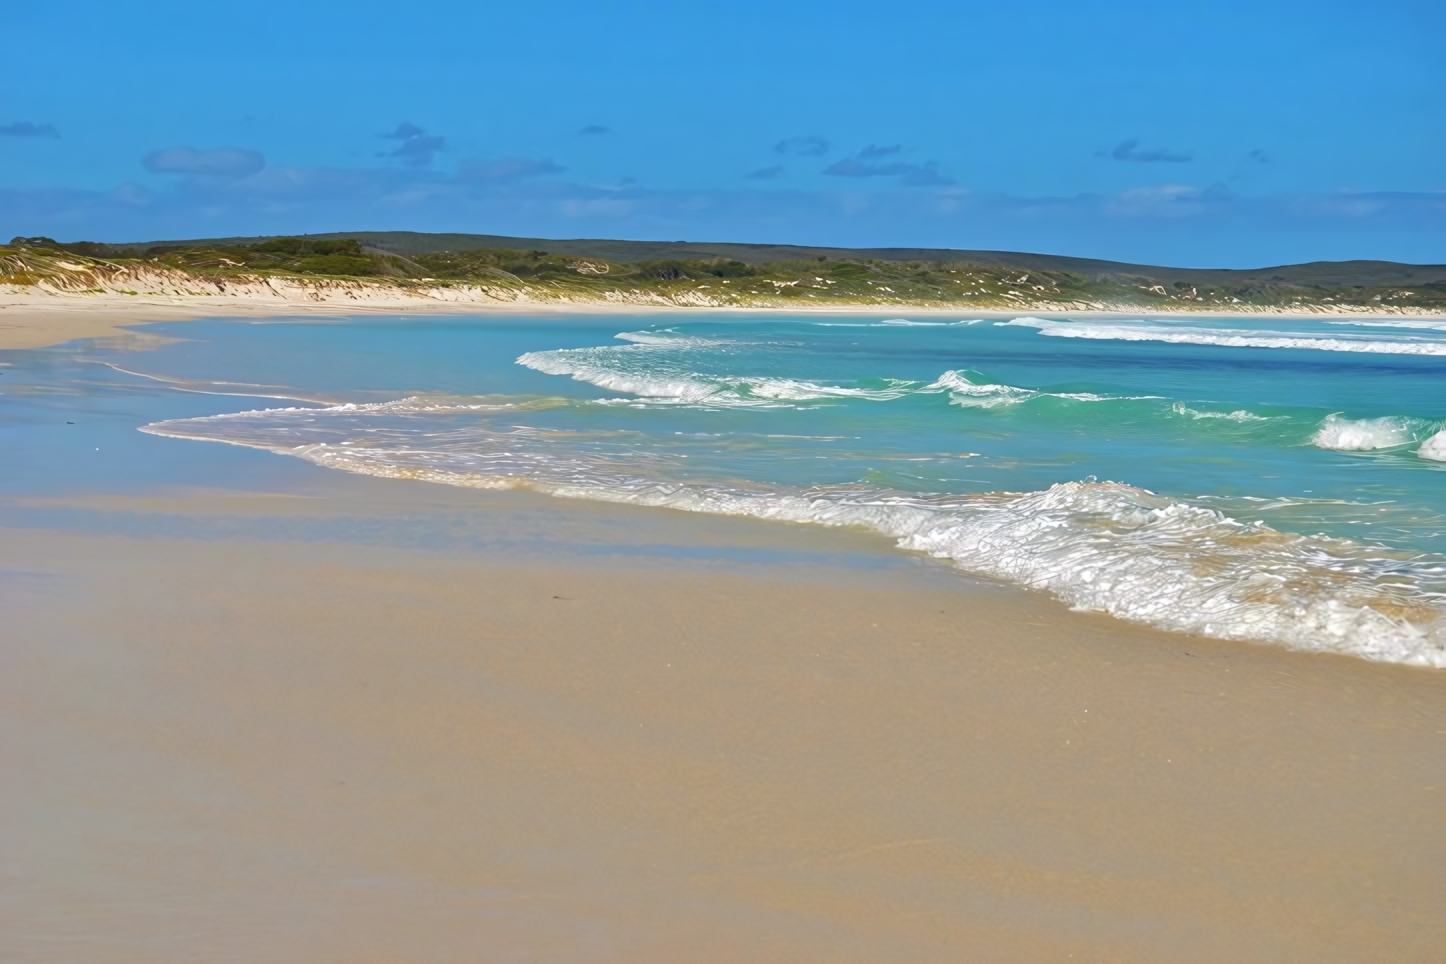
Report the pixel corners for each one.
[2,476,1445,962]
[10,0,1443,956]
[2,305,1445,961]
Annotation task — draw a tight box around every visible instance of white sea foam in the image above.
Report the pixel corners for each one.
[612,330,739,347]
[520,339,1122,412]
[1419,430,1446,462]
[367,394,576,414]
[1312,414,1439,451]
[518,348,929,405]
[1328,318,1446,332]
[519,339,1008,407]
[99,363,336,405]
[142,405,1446,667]
[1000,317,1446,356]
[877,318,984,327]
[927,370,1039,408]
[930,371,1146,408]
[527,355,1100,409]
[1170,401,1272,422]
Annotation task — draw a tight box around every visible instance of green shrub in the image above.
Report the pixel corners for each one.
[708,261,753,278]
[253,237,365,257]
[293,254,379,276]
[637,260,691,281]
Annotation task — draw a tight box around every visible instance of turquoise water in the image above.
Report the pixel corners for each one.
[21,311,1446,665]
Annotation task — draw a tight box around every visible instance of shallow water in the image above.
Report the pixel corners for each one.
[9,310,1446,665]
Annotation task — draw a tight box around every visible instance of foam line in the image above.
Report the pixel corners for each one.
[1000,317,1446,356]
[141,405,1446,668]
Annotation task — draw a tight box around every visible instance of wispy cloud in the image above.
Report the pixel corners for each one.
[745,165,785,180]
[0,121,60,138]
[1103,182,1233,217]
[899,163,952,187]
[1104,139,1192,163]
[456,157,565,181]
[774,135,829,157]
[577,125,611,135]
[823,145,952,185]
[381,122,446,167]
[142,146,265,177]
[823,158,907,177]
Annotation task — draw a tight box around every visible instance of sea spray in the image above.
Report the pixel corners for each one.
[1312,414,1437,451]
[1419,429,1446,462]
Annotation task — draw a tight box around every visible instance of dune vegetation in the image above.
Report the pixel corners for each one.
[5,234,1445,313]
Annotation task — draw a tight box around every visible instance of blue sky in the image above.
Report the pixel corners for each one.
[3,0,1442,266]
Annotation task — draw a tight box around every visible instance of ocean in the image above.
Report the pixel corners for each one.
[14,310,1446,666]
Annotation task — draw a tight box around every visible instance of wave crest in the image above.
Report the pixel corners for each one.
[1312,414,1440,451]
[1001,316,1446,356]
[1418,429,1446,462]
[519,338,1126,412]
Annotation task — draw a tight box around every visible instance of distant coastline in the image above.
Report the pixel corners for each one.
[4,233,1444,350]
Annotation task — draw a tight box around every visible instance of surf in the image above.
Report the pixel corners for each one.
[1000,316,1446,356]
[142,403,1446,668]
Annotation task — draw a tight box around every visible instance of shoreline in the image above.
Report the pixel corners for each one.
[9,299,1444,670]
[4,307,1445,958]
[4,287,1445,351]
[4,499,1444,960]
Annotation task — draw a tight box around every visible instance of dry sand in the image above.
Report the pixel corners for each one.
[3,490,1445,961]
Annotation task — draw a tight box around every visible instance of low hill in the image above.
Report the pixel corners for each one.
[54,230,1446,289]
[5,233,1444,315]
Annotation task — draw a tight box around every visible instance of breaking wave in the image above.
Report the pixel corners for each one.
[1418,430,1446,461]
[611,330,739,347]
[1312,414,1442,452]
[141,403,1446,667]
[518,334,1136,410]
[878,318,983,327]
[1001,317,1446,356]
[1171,401,1275,422]
[518,349,927,404]
[1327,318,1446,332]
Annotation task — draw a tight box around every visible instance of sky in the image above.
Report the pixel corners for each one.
[2,0,1442,267]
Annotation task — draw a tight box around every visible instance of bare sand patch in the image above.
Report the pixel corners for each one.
[3,518,1443,961]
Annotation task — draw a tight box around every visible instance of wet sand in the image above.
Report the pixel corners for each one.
[3,486,1445,962]
[0,300,236,350]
